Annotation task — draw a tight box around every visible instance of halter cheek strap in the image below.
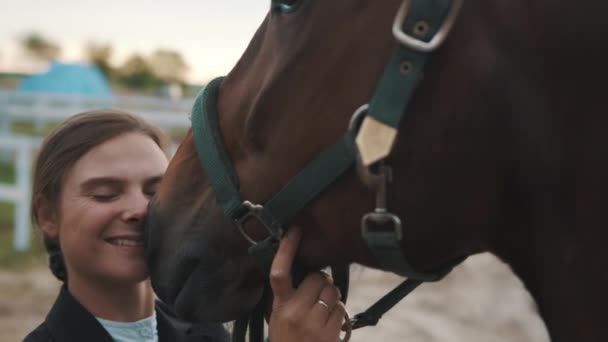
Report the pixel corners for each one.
[191,76,358,244]
[192,76,353,342]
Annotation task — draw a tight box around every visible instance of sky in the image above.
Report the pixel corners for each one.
[0,0,269,83]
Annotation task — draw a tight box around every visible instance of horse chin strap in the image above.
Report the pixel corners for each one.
[190,1,466,341]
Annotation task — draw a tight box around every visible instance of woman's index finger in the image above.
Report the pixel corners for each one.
[269,226,302,306]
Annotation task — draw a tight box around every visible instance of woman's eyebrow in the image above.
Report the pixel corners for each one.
[80,177,123,189]
[79,175,164,190]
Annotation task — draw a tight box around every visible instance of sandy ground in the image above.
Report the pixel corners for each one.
[346,253,550,342]
[0,253,550,342]
[0,267,61,341]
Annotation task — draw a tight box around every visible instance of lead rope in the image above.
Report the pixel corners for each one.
[233,238,353,342]
[231,239,280,342]
[346,162,463,332]
[232,266,351,342]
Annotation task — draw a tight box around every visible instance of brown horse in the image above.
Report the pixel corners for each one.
[145,1,608,341]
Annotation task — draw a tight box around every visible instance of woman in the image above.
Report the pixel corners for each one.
[24,110,344,342]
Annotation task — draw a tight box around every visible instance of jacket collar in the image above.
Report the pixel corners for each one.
[45,285,114,342]
[45,285,225,342]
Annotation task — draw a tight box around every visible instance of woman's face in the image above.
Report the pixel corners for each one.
[55,132,168,285]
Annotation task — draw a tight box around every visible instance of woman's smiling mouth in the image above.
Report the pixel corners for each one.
[105,236,144,247]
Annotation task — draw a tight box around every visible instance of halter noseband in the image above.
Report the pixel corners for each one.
[190,1,465,341]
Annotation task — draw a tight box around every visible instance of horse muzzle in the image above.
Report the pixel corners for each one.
[144,200,265,322]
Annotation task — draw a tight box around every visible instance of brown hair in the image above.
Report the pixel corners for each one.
[31,109,168,281]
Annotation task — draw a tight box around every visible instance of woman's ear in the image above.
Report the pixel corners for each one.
[35,195,59,238]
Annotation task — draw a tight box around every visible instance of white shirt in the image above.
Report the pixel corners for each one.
[96,312,158,342]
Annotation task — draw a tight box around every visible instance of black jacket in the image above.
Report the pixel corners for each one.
[24,286,230,342]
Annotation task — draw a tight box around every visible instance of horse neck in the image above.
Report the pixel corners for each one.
[478,2,608,341]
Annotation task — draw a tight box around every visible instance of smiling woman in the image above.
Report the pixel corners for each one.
[24,110,230,342]
[30,110,168,284]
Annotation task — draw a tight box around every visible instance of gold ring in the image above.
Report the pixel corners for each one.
[316,299,329,310]
[340,309,352,342]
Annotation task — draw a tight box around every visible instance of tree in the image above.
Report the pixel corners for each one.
[148,49,189,84]
[117,54,162,91]
[85,42,114,79]
[21,32,61,61]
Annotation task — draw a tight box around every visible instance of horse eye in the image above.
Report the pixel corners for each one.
[271,0,302,13]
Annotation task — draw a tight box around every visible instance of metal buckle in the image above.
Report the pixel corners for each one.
[392,0,464,52]
[362,210,403,241]
[361,163,403,240]
[234,201,280,245]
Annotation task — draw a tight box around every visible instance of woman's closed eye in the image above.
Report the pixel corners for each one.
[91,191,119,202]
[81,178,123,202]
[85,184,121,202]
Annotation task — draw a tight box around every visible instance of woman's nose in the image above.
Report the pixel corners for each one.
[122,191,150,224]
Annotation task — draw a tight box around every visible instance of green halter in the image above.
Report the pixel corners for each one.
[190,1,465,341]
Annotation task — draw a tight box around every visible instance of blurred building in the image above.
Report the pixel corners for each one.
[18,61,112,97]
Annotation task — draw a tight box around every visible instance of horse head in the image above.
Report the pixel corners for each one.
[146,1,608,340]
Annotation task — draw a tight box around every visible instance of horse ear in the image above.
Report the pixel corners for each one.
[35,195,59,238]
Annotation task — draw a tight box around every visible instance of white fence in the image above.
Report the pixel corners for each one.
[0,135,40,251]
[0,90,194,251]
[0,90,193,134]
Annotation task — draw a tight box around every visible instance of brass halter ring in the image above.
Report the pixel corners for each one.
[340,309,353,342]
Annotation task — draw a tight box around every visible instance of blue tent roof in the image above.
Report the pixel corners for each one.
[19,61,112,97]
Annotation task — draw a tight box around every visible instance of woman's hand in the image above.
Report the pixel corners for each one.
[268,227,346,342]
